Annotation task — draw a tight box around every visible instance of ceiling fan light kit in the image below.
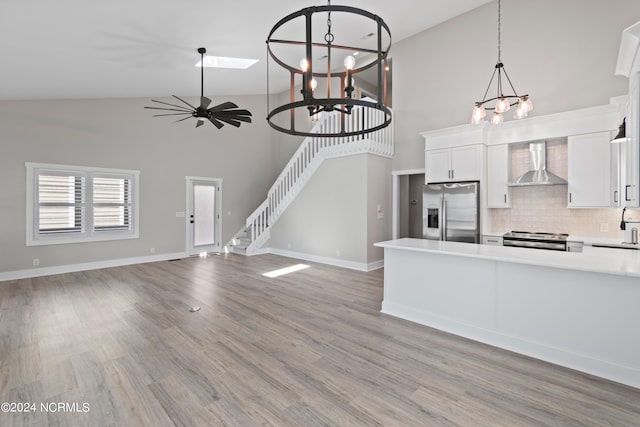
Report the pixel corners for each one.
[145,47,252,129]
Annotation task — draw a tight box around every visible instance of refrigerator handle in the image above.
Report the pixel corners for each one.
[441,198,447,241]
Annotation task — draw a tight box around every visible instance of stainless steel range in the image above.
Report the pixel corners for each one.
[503,231,569,251]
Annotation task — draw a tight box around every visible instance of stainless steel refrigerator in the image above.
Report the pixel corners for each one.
[423,181,480,243]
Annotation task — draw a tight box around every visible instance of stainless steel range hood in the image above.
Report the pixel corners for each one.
[509,141,567,186]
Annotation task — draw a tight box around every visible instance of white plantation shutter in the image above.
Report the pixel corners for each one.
[26,163,139,245]
[93,175,132,231]
[37,173,86,234]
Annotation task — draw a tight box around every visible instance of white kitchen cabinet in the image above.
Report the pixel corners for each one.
[482,235,503,245]
[425,148,451,182]
[567,132,611,207]
[615,23,640,208]
[622,73,639,207]
[566,241,584,252]
[486,144,510,208]
[425,144,482,183]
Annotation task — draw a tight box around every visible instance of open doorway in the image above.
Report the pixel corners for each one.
[186,177,222,255]
[392,170,425,239]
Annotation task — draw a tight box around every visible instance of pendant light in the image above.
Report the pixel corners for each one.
[266,1,392,137]
[471,0,532,125]
[611,118,628,143]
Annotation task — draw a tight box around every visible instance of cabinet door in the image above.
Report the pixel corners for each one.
[451,145,481,181]
[487,144,510,208]
[623,73,639,207]
[568,132,611,207]
[426,148,451,183]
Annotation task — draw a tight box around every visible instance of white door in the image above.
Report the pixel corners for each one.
[186,177,222,255]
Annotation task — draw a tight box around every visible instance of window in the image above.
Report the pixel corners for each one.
[26,163,139,246]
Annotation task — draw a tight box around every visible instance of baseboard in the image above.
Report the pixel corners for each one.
[0,251,189,282]
[265,247,383,272]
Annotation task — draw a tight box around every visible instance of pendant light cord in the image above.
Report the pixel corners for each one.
[497,0,501,63]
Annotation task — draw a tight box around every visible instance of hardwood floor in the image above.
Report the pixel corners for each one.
[1,253,639,426]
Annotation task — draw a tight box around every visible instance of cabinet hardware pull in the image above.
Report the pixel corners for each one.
[504,194,507,203]
[626,185,631,201]
[569,193,572,203]
[614,190,618,203]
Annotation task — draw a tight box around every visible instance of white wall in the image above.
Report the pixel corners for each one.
[0,96,275,274]
[268,153,391,269]
[391,0,640,171]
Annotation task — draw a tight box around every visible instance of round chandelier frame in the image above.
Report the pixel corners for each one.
[266,4,392,137]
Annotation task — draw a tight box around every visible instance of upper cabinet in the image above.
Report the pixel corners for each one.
[567,132,612,207]
[486,144,510,208]
[425,145,483,183]
[622,74,639,207]
[615,21,640,208]
[421,125,485,184]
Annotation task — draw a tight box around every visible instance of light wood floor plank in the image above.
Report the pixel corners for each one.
[1,253,639,426]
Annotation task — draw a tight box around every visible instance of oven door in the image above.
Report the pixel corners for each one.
[503,239,566,251]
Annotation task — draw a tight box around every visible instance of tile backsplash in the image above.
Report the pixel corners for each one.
[490,140,630,238]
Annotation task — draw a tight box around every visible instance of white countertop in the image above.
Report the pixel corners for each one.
[374,238,640,278]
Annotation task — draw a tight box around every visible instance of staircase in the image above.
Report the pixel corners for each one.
[227,103,393,255]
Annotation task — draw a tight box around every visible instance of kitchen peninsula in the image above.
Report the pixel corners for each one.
[374,238,640,389]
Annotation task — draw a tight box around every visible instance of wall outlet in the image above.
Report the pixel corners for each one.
[175,211,185,218]
[599,223,609,233]
[33,258,39,266]
[336,250,341,257]
[150,247,155,254]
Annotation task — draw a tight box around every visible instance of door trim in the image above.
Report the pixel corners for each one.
[186,176,223,255]
[391,169,425,239]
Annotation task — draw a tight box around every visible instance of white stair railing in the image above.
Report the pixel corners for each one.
[233,103,393,254]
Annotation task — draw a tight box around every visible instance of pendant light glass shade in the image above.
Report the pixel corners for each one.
[471,104,487,124]
[491,113,504,125]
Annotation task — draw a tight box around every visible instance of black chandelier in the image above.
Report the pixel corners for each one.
[266,1,392,137]
[471,0,532,125]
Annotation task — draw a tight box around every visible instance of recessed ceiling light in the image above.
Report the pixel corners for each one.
[195,56,259,69]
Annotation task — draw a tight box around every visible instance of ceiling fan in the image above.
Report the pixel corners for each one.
[145,47,252,129]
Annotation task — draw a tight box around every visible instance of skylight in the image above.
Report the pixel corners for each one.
[195,56,259,70]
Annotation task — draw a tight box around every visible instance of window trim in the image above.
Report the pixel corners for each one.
[26,162,140,246]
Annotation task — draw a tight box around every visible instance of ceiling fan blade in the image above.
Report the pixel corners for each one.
[208,101,239,112]
[215,113,252,123]
[145,106,195,113]
[214,116,242,127]
[200,96,212,109]
[174,116,193,123]
[172,95,198,110]
[208,117,225,129]
[150,99,193,111]
[151,112,192,117]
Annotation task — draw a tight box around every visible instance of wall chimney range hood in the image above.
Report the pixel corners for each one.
[509,141,567,186]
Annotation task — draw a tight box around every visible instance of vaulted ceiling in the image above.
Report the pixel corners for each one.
[1,0,491,101]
